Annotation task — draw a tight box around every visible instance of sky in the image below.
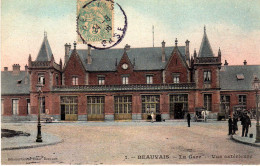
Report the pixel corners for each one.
[1,0,260,70]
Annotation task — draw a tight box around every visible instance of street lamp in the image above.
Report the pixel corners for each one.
[36,84,43,142]
[252,76,260,143]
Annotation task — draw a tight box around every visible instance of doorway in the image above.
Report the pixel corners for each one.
[174,103,184,119]
[61,105,65,120]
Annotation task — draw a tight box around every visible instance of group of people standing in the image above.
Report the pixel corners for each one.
[228,113,251,137]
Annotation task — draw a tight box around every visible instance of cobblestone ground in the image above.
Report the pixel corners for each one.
[1,121,260,165]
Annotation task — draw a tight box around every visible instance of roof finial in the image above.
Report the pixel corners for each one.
[204,25,206,33]
[175,38,178,46]
[44,31,47,38]
[73,41,77,50]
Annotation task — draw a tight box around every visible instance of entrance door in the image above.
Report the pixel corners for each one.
[87,96,105,121]
[174,103,184,119]
[61,105,65,120]
[141,95,160,120]
[114,96,132,120]
[170,94,188,119]
[60,96,78,121]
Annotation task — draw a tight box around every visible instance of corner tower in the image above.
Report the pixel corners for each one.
[28,32,62,118]
[191,27,221,118]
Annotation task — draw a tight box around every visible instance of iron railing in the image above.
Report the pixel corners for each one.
[53,83,196,92]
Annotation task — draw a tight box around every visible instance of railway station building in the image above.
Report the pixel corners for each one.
[1,28,260,121]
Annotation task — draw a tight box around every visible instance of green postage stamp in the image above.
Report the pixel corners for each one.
[77,0,114,44]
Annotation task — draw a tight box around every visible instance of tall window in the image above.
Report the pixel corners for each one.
[56,74,59,85]
[204,71,211,82]
[141,95,160,113]
[204,94,212,111]
[1,99,4,115]
[173,74,180,83]
[87,96,105,114]
[72,76,78,85]
[146,75,153,84]
[114,96,132,114]
[238,95,247,105]
[122,76,129,85]
[38,74,45,85]
[98,77,105,85]
[12,99,19,115]
[27,99,30,114]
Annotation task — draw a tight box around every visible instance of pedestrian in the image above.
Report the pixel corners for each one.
[228,116,233,135]
[241,113,251,137]
[151,111,155,123]
[187,113,191,127]
[232,116,238,134]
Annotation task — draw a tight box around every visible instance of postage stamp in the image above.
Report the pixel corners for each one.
[77,0,114,44]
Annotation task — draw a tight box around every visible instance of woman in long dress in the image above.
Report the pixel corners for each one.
[151,111,155,123]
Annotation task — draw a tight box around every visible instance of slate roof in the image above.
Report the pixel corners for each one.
[70,46,186,71]
[198,28,214,57]
[220,65,260,91]
[36,35,53,61]
[1,71,30,95]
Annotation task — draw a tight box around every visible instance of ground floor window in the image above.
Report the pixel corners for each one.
[170,94,188,119]
[87,96,105,114]
[60,96,78,115]
[220,95,230,116]
[12,99,19,115]
[204,94,212,111]
[114,96,132,114]
[141,95,160,114]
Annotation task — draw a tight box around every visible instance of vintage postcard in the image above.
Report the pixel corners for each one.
[1,0,260,165]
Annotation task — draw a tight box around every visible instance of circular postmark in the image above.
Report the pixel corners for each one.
[77,0,127,50]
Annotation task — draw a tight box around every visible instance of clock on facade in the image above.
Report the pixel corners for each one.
[122,63,128,69]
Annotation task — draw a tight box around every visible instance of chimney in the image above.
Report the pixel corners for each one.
[4,67,8,71]
[185,40,190,65]
[161,40,166,62]
[25,65,28,71]
[87,45,92,64]
[224,60,228,66]
[124,44,130,51]
[64,43,71,64]
[243,60,247,65]
[12,64,20,75]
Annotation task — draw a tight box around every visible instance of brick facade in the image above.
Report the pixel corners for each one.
[2,30,259,122]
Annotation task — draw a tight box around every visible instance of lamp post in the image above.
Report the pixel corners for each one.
[252,76,260,143]
[36,84,43,142]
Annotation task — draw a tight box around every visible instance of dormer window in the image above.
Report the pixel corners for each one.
[146,75,153,84]
[98,76,105,85]
[236,74,244,80]
[122,76,129,84]
[38,74,45,85]
[204,71,211,82]
[72,76,78,85]
[173,73,180,83]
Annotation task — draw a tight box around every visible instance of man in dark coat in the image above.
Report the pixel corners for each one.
[187,113,191,127]
[228,116,233,135]
[232,116,238,134]
[242,114,251,137]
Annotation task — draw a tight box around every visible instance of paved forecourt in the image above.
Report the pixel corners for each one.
[1,121,259,165]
